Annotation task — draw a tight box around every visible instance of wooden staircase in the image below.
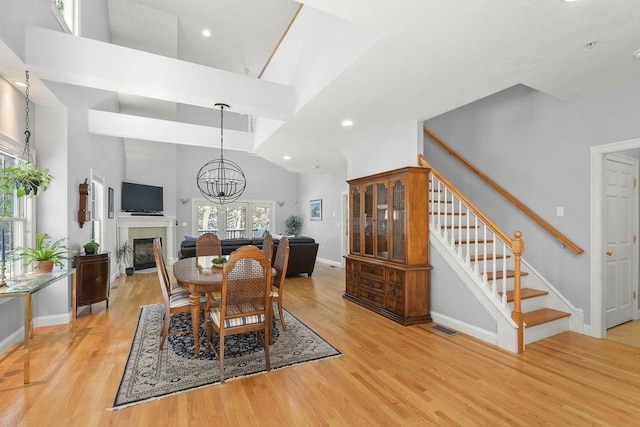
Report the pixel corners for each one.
[428,173,574,350]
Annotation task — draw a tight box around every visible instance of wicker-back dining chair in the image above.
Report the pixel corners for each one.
[270,235,290,330]
[206,245,272,382]
[196,232,222,258]
[153,237,205,349]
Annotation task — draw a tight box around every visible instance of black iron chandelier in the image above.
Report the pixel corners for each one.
[196,103,246,204]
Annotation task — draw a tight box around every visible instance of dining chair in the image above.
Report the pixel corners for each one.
[153,238,183,295]
[261,232,274,262]
[196,232,222,258]
[206,245,272,382]
[153,238,206,349]
[270,235,290,331]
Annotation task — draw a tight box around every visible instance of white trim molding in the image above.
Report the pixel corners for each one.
[590,137,640,338]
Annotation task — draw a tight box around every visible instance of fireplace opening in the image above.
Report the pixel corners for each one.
[133,237,160,270]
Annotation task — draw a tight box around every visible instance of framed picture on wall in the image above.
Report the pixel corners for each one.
[108,187,114,219]
[310,199,322,221]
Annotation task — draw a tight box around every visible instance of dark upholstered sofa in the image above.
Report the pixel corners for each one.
[178,236,319,277]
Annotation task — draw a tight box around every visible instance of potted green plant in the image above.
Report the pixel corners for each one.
[83,240,100,255]
[284,215,302,236]
[18,233,70,273]
[116,241,135,276]
[0,162,54,198]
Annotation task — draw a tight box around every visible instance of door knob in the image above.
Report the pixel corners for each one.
[606,251,613,256]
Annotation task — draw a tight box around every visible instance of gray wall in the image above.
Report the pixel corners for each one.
[0,0,127,349]
[425,82,640,324]
[174,145,300,248]
[298,170,348,264]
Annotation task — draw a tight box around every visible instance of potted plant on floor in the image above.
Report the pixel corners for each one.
[18,233,70,273]
[116,241,135,276]
[284,215,302,236]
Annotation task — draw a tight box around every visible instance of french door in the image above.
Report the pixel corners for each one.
[193,200,274,239]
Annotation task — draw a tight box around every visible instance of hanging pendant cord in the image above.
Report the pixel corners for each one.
[22,70,33,164]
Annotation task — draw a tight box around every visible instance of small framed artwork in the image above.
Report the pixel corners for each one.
[108,187,114,219]
[310,199,322,221]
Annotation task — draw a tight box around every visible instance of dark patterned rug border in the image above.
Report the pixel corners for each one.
[111,304,341,409]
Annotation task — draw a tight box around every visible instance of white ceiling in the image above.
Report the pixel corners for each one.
[6,0,640,173]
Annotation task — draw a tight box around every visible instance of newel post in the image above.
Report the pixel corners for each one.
[511,231,525,353]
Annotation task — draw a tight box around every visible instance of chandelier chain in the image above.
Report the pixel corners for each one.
[22,70,33,164]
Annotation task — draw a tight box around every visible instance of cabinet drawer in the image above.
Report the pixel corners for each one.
[359,263,384,278]
[358,276,384,293]
[358,290,384,307]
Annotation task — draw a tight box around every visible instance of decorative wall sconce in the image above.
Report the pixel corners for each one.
[179,198,190,205]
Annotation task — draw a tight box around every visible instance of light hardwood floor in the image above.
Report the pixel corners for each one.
[2,264,640,426]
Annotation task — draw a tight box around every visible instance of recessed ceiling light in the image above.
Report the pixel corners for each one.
[202,29,211,38]
[634,49,640,58]
[563,0,578,2]
[584,41,596,49]
[14,81,27,87]
[283,155,291,160]
[341,119,354,127]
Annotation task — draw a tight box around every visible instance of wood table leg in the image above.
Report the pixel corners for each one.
[190,285,200,358]
[24,294,31,384]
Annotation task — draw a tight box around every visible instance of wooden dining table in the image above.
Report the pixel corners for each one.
[173,255,276,358]
[173,256,224,358]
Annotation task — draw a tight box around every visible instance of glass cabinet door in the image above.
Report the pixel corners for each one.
[376,182,388,258]
[351,187,361,254]
[391,179,405,261]
[364,184,374,256]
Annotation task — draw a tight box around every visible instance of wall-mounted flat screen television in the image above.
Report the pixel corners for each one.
[121,182,163,213]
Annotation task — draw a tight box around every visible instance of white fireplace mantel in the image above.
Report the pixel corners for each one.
[117,214,177,265]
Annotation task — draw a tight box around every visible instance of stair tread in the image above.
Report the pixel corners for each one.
[501,288,548,302]
[523,308,570,327]
[485,269,529,280]
[470,254,511,261]
[457,239,494,245]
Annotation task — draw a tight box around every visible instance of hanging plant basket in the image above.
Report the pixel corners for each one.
[0,163,54,197]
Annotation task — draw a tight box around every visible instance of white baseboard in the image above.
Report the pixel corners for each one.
[0,327,24,354]
[0,312,71,356]
[431,311,498,346]
[33,312,71,328]
[317,257,342,268]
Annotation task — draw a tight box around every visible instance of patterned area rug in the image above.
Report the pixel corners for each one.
[112,304,341,408]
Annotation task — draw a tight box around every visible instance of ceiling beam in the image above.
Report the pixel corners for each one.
[88,110,255,151]
[25,26,294,120]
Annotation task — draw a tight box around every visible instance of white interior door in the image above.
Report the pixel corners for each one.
[604,155,637,329]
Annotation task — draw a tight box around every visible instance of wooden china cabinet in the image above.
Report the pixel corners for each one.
[344,166,431,325]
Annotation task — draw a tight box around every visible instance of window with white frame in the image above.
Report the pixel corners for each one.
[0,152,34,277]
[91,171,105,246]
[51,0,81,36]
[193,200,274,239]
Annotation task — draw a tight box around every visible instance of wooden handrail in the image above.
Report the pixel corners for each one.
[419,154,513,246]
[421,154,525,352]
[423,127,584,255]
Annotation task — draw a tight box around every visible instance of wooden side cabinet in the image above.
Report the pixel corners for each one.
[74,252,111,313]
[344,166,432,325]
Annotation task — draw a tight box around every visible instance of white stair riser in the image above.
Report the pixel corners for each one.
[472,259,511,272]
[509,295,548,312]
[524,317,570,345]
